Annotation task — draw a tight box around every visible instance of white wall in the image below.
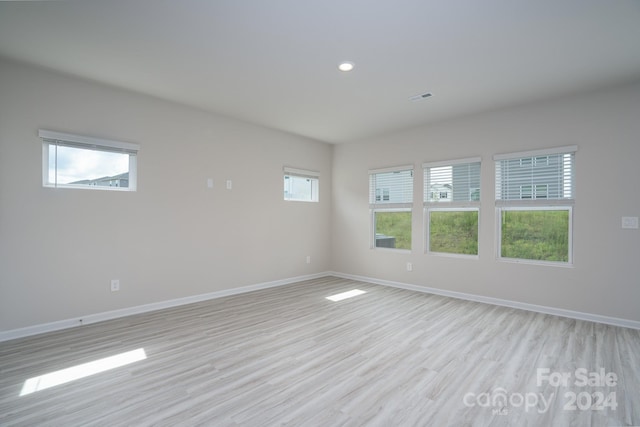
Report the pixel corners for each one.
[332,82,640,322]
[2,57,639,333]
[0,59,332,331]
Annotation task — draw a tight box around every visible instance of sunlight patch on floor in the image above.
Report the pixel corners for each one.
[20,348,147,396]
[326,289,367,302]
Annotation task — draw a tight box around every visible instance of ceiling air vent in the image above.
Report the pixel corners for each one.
[409,92,433,102]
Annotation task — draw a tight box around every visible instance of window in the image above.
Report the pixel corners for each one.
[284,167,319,202]
[40,129,139,191]
[535,156,549,166]
[520,184,548,199]
[495,145,577,265]
[369,165,413,250]
[375,188,390,202]
[500,207,571,262]
[424,158,481,257]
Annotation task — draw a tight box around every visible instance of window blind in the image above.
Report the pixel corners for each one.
[494,146,576,204]
[39,129,139,155]
[423,157,480,205]
[283,166,320,179]
[369,165,413,206]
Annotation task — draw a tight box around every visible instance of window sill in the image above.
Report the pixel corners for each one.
[43,184,134,192]
[497,257,574,268]
[428,251,479,260]
[372,247,412,254]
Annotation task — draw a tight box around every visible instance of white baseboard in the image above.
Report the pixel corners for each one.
[329,271,640,330]
[0,272,331,343]
[3,270,637,342]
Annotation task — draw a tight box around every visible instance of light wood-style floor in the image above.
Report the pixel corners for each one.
[1,276,639,426]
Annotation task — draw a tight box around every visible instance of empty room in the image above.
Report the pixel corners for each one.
[1,1,639,426]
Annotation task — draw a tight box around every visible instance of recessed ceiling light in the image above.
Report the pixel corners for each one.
[338,61,355,72]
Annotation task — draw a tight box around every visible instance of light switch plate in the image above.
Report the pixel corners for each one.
[622,217,639,229]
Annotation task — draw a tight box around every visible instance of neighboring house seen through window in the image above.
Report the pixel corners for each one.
[39,129,139,191]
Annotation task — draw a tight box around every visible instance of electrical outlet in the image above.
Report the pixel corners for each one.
[110,279,120,292]
[226,180,232,190]
[207,178,213,189]
[406,262,413,272]
[306,255,311,264]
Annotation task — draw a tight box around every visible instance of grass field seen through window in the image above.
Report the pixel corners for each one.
[429,210,478,255]
[501,209,570,262]
[375,211,411,250]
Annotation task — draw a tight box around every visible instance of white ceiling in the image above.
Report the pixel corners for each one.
[1,1,640,144]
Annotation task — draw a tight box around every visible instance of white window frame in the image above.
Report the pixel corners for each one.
[283,166,319,202]
[39,129,139,191]
[423,157,481,259]
[369,165,414,252]
[494,145,577,266]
